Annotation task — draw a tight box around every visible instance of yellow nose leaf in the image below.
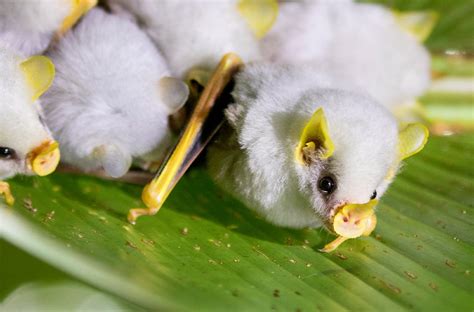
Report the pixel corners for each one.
[333,200,378,239]
[29,141,61,176]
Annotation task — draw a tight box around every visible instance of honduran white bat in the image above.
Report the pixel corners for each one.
[42,8,189,178]
[0,45,60,206]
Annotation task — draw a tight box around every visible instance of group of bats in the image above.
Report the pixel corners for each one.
[0,0,435,251]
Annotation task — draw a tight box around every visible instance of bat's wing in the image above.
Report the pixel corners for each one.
[128,53,243,224]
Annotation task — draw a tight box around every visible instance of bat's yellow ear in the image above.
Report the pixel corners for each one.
[20,56,55,102]
[398,123,429,160]
[393,10,439,42]
[295,108,334,164]
[237,0,278,38]
[58,0,97,36]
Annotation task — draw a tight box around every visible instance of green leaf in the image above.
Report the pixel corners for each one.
[1,134,473,311]
[0,240,139,311]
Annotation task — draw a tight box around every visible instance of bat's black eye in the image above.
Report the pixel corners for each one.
[318,176,336,195]
[0,147,16,160]
[370,190,377,200]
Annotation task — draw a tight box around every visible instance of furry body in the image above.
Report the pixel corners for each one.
[0,0,71,55]
[108,0,261,78]
[208,64,399,228]
[261,0,431,109]
[42,9,188,178]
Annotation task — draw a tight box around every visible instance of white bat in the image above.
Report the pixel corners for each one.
[0,46,60,206]
[261,0,436,112]
[42,8,189,178]
[0,0,96,56]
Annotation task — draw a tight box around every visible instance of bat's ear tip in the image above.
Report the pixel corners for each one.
[398,122,429,160]
[93,144,131,178]
[158,77,190,114]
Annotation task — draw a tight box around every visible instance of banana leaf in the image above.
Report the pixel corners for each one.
[1,133,473,311]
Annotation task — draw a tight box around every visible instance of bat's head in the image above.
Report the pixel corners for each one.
[293,90,428,232]
[0,48,60,180]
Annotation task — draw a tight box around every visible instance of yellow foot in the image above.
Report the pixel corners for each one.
[127,207,159,225]
[0,181,15,206]
[319,236,349,253]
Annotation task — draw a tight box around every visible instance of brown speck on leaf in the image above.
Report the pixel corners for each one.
[416,245,423,250]
[273,289,280,298]
[141,238,155,246]
[285,237,294,245]
[375,234,382,241]
[125,241,138,249]
[335,252,347,260]
[23,198,37,213]
[404,271,417,280]
[380,280,401,294]
[43,211,55,222]
[181,227,188,235]
[445,259,456,268]
[429,282,438,292]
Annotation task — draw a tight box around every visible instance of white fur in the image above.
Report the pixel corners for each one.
[208,64,399,228]
[42,9,188,178]
[0,0,72,55]
[108,0,261,79]
[261,0,431,110]
[0,46,54,179]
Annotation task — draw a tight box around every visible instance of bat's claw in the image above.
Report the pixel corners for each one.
[0,181,15,206]
[127,207,159,225]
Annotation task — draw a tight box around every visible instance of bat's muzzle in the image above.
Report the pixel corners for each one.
[331,200,378,238]
[27,140,61,176]
[320,200,378,253]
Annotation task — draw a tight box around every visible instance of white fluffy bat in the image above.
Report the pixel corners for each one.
[42,8,189,178]
[107,0,277,81]
[0,46,60,205]
[261,0,434,111]
[208,63,428,237]
[0,0,96,56]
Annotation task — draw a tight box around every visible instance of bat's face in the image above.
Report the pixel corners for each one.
[293,91,428,233]
[0,50,60,180]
